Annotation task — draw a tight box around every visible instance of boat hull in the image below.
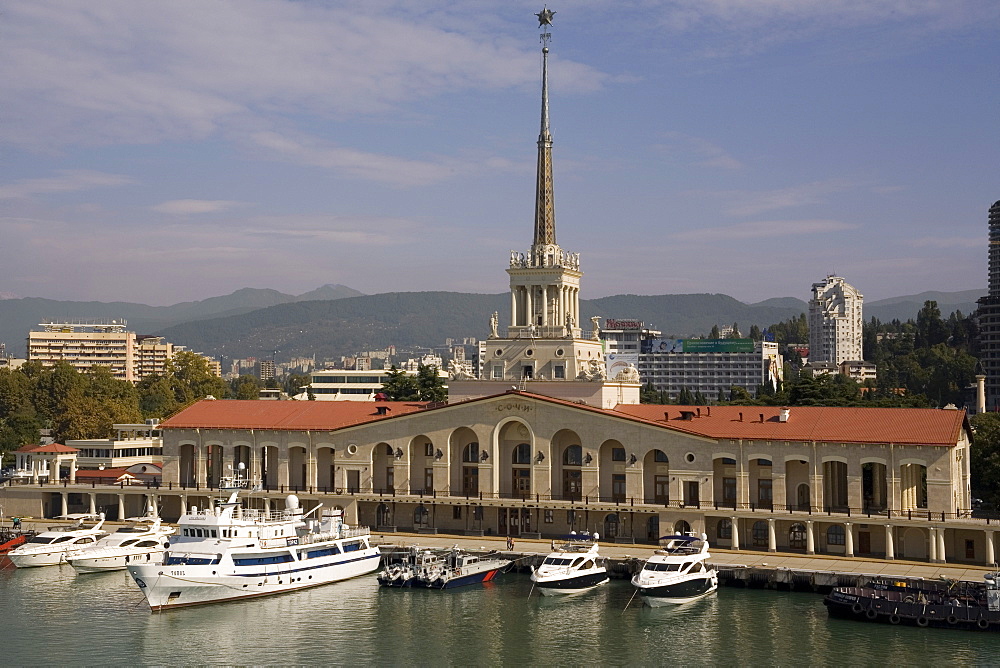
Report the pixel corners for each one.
[637,574,718,606]
[825,588,1000,631]
[425,567,505,589]
[533,571,609,595]
[8,549,71,568]
[70,549,166,574]
[128,549,381,611]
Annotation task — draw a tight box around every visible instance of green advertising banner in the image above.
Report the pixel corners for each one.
[682,339,755,353]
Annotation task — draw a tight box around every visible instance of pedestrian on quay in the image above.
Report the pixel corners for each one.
[506,536,514,551]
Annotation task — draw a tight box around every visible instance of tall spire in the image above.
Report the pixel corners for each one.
[533,7,556,247]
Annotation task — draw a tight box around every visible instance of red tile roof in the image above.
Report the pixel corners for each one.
[15,443,80,453]
[612,404,968,446]
[160,394,968,447]
[161,399,431,431]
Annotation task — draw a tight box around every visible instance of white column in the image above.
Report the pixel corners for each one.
[844,522,854,557]
[69,459,77,484]
[767,518,777,553]
[510,290,517,328]
[88,493,96,515]
[61,492,68,517]
[987,530,996,566]
[929,528,938,562]
[118,494,126,520]
[885,525,895,560]
[937,528,947,564]
[731,517,740,550]
[180,495,188,515]
[805,520,815,555]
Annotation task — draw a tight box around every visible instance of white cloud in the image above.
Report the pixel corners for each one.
[0,170,132,200]
[671,218,857,241]
[655,132,742,170]
[715,179,862,216]
[150,200,243,215]
[1,2,606,162]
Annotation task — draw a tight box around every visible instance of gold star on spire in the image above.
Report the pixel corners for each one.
[536,6,555,27]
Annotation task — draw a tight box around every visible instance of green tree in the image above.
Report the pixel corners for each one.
[749,324,762,341]
[416,364,447,402]
[380,366,420,401]
[971,413,1000,508]
[709,325,720,339]
[284,373,311,398]
[169,351,231,404]
[231,375,262,400]
[136,374,183,419]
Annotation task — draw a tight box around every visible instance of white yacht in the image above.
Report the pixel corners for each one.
[67,513,175,574]
[530,533,609,595]
[126,489,380,611]
[8,514,107,568]
[631,533,718,606]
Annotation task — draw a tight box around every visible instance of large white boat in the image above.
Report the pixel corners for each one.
[67,513,175,574]
[126,490,380,611]
[631,533,718,606]
[530,533,609,595]
[7,514,107,568]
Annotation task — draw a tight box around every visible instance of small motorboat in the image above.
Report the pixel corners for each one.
[417,547,510,589]
[631,533,718,606]
[378,546,437,587]
[530,533,609,595]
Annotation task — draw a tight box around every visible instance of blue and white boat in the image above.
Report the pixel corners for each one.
[127,489,380,611]
[530,533,609,595]
[631,533,718,606]
[417,547,511,589]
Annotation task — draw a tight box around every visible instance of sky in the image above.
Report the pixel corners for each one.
[2,0,999,306]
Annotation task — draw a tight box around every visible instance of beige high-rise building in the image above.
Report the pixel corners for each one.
[28,320,137,380]
[26,320,201,382]
[808,275,864,365]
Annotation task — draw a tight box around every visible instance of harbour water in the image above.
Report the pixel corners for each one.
[2,563,998,666]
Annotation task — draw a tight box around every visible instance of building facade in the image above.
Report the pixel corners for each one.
[809,276,864,365]
[638,339,782,400]
[977,200,1000,410]
[28,320,137,380]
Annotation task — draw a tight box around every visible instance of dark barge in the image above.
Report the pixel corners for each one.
[824,573,1000,631]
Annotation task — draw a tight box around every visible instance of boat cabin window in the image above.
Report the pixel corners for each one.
[571,557,584,567]
[644,562,683,571]
[121,539,139,547]
[304,546,341,559]
[164,554,222,566]
[136,540,160,547]
[582,560,594,569]
[210,530,217,538]
[74,537,95,544]
[342,540,364,552]
[233,553,295,566]
[543,557,573,566]
[28,536,57,544]
[52,536,74,544]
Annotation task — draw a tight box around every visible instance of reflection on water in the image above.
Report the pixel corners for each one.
[2,564,1000,666]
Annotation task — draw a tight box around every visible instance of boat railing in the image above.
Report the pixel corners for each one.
[297,525,371,545]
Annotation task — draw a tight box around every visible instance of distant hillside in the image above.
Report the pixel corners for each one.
[866,289,982,323]
[154,292,811,361]
[1,286,983,361]
[0,285,364,357]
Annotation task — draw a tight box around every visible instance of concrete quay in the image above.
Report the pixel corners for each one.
[373,531,995,590]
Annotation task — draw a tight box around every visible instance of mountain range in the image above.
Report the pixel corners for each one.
[0,285,982,362]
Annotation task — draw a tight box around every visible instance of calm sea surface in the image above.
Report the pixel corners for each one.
[1,562,998,666]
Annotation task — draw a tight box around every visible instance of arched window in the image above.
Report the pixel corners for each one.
[789,523,806,549]
[385,444,393,456]
[604,513,619,538]
[563,445,582,466]
[414,504,429,529]
[828,525,845,546]
[752,520,768,547]
[675,520,691,535]
[717,518,732,540]
[376,503,391,527]
[512,443,531,465]
[462,443,479,463]
[654,449,669,463]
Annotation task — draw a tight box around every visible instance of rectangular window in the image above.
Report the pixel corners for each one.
[967,539,976,560]
[758,479,772,508]
[723,477,737,504]
[453,506,462,520]
[544,509,553,523]
[612,448,626,462]
[612,473,626,502]
[386,467,394,491]
[424,468,434,493]
[684,481,700,507]
[492,365,503,379]
[654,475,669,504]
[424,443,434,457]
[567,509,576,525]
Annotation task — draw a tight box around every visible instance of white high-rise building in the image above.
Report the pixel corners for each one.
[808,275,863,365]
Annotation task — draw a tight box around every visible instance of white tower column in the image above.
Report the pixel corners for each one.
[730,517,740,551]
[844,522,854,557]
[805,520,815,555]
[767,518,777,553]
[884,525,895,560]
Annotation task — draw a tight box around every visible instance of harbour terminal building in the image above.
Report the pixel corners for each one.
[0,17,992,567]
